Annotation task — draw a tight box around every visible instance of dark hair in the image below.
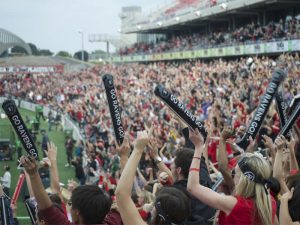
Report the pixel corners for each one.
[289,183,300,221]
[71,185,111,224]
[49,193,62,205]
[174,148,194,178]
[286,173,300,189]
[267,177,281,200]
[131,192,139,205]
[153,187,191,225]
[4,165,10,171]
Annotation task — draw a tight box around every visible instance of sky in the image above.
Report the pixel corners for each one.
[0,0,167,54]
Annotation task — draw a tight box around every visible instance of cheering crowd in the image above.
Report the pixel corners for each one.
[119,16,300,55]
[0,52,300,224]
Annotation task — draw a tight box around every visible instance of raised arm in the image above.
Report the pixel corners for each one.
[217,127,234,190]
[280,188,300,225]
[262,135,276,164]
[273,136,289,194]
[287,135,299,173]
[187,128,237,215]
[47,142,61,194]
[115,130,150,225]
[149,139,173,184]
[20,156,52,210]
[116,133,131,173]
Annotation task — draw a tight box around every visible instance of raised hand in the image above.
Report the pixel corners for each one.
[189,128,204,147]
[261,135,275,150]
[47,142,57,162]
[20,156,39,177]
[116,132,131,158]
[274,135,287,151]
[220,127,234,140]
[134,130,150,151]
[287,135,296,152]
[281,188,294,202]
[148,138,159,159]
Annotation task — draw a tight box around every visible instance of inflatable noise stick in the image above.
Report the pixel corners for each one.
[277,102,300,138]
[2,100,39,160]
[102,74,124,146]
[25,199,38,225]
[236,69,286,150]
[154,85,207,141]
[275,91,288,128]
[0,196,13,225]
[11,174,25,206]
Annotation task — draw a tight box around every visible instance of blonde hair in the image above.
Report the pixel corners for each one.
[139,190,154,204]
[235,153,272,225]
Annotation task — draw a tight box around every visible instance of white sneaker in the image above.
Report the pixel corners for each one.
[65,163,69,167]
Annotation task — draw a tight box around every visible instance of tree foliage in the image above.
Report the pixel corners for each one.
[74,50,89,61]
[56,51,72,57]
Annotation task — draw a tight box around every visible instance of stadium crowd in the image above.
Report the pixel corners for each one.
[119,16,300,55]
[0,52,300,224]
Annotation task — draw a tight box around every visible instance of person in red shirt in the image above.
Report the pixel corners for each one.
[187,128,278,225]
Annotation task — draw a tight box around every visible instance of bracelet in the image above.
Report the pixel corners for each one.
[193,157,201,160]
[189,168,200,172]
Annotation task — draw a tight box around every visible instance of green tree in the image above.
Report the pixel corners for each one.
[28,43,39,55]
[74,50,89,61]
[11,46,28,54]
[56,51,72,57]
[91,49,106,54]
[39,49,53,56]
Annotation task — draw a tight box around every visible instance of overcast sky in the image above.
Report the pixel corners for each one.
[0,0,167,54]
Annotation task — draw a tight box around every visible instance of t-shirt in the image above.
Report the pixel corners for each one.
[0,171,11,188]
[218,195,277,225]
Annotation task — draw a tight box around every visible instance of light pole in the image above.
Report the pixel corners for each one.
[78,31,84,61]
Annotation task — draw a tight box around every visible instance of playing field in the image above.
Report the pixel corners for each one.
[0,108,74,224]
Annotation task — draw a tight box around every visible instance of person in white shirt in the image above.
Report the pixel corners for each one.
[0,165,11,197]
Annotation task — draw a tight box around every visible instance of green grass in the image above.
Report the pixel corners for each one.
[0,108,74,224]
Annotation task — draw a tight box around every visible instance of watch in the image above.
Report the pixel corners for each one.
[154,156,162,164]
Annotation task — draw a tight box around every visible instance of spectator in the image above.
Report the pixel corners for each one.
[279,184,300,225]
[20,156,122,225]
[0,165,11,197]
[116,130,191,225]
[65,137,74,167]
[172,148,216,224]
[187,128,277,225]
[41,129,50,157]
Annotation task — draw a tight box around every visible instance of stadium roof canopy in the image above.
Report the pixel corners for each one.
[0,28,32,56]
[122,0,300,34]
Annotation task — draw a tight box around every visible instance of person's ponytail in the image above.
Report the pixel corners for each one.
[254,184,272,225]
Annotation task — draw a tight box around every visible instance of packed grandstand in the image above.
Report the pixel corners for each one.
[0,0,300,225]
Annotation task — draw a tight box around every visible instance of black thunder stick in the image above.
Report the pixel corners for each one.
[287,94,300,115]
[25,199,38,225]
[275,91,288,128]
[102,74,124,146]
[2,100,39,160]
[154,85,207,141]
[236,69,286,150]
[277,101,300,138]
[0,196,12,225]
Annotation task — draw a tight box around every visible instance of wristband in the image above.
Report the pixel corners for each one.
[193,157,201,160]
[189,168,200,172]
